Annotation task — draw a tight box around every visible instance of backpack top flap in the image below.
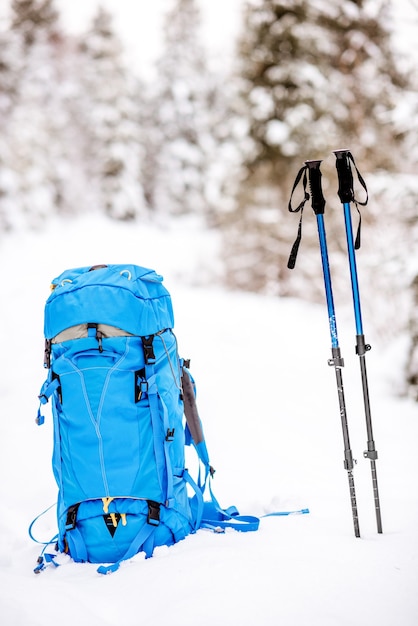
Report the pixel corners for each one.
[44,264,174,339]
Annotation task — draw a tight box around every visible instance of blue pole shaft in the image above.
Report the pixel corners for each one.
[316,213,360,538]
[342,202,363,335]
[317,214,339,349]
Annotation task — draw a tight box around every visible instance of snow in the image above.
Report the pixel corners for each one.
[1,214,417,625]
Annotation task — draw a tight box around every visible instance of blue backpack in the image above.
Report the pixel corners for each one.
[32,264,263,574]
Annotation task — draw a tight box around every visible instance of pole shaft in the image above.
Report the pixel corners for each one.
[344,201,382,533]
[348,470,360,537]
[343,202,363,335]
[358,350,383,533]
[334,152,383,534]
[317,215,338,349]
[316,213,360,538]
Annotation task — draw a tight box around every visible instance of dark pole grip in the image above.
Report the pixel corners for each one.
[305,160,325,215]
[333,149,354,203]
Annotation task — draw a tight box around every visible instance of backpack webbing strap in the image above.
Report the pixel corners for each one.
[97,518,158,575]
[62,501,160,575]
[142,334,176,506]
[185,466,260,533]
[33,549,60,574]
[147,368,174,506]
[36,377,61,425]
[183,469,205,530]
[65,526,88,563]
[38,377,60,405]
[201,502,260,533]
[200,480,261,533]
[199,483,309,531]
[182,364,250,532]
[28,503,57,544]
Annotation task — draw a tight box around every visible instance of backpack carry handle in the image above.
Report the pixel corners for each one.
[88,264,108,271]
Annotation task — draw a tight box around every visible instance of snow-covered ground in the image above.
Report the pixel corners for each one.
[0,215,417,625]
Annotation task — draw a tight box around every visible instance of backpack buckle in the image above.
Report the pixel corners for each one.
[44,339,51,369]
[65,504,80,531]
[165,428,175,441]
[142,336,156,364]
[135,368,148,402]
[147,501,161,526]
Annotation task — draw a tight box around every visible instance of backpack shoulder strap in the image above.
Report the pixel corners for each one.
[181,363,261,532]
[181,364,213,473]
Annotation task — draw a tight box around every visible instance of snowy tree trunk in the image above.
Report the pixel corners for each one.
[407,275,418,401]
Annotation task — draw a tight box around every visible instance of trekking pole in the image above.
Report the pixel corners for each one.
[333,149,382,534]
[287,160,360,538]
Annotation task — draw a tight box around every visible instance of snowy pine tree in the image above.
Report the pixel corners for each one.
[222,0,407,300]
[407,274,418,401]
[11,0,59,48]
[403,4,418,401]
[0,26,22,231]
[149,0,222,221]
[6,0,80,229]
[78,7,147,221]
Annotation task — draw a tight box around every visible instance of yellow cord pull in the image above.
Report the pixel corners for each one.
[109,512,118,528]
[102,497,114,514]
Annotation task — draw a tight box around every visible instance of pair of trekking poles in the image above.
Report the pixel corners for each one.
[287,149,381,538]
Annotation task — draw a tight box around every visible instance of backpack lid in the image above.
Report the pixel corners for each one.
[44,264,175,339]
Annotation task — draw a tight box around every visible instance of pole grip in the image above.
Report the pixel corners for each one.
[333,149,354,203]
[305,160,325,215]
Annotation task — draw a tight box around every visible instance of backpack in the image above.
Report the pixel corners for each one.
[32,264,262,574]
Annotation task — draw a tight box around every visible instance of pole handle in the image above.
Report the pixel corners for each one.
[305,160,325,215]
[334,149,354,203]
[333,149,368,206]
[287,160,327,269]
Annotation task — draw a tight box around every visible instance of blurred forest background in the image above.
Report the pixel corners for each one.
[0,0,417,399]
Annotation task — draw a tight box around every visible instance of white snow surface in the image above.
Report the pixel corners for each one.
[0,215,417,625]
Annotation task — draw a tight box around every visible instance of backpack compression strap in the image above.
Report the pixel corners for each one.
[141,334,175,506]
[182,364,263,533]
[97,519,157,575]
